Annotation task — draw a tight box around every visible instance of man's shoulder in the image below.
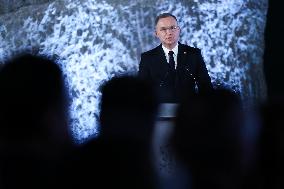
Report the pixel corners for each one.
[141,43,202,56]
[141,45,162,56]
[179,43,201,53]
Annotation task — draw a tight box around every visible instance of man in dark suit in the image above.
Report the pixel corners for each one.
[138,13,213,103]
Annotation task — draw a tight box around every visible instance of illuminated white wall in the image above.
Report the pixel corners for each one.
[0,0,268,142]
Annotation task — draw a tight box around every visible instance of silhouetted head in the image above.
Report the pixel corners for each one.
[0,53,70,144]
[258,97,284,189]
[172,88,244,188]
[62,76,158,189]
[99,75,158,140]
[0,53,72,189]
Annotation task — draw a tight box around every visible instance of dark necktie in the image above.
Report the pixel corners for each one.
[168,51,175,70]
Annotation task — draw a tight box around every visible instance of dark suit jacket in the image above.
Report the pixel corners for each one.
[138,43,213,103]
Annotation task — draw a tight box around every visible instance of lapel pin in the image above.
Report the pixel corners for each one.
[184,51,187,54]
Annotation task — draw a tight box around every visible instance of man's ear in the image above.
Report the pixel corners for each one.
[154,30,158,38]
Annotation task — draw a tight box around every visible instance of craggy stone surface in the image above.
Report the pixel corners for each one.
[0,0,268,142]
[0,0,54,15]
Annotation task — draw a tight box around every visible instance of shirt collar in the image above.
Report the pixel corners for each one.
[162,43,179,56]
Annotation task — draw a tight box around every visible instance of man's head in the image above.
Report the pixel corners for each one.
[155,13,180,50]
[0,53,70,143]
[99,76,158,140]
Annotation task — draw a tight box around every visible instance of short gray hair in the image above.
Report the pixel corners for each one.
[155,13,177,26]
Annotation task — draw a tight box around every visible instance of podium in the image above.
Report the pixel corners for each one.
[157,103,178,120]
[152,103,180,186]
[152,103,189,189]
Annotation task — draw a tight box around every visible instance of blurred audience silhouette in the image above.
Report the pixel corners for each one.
[0,53,72,189]
[257,97,284,189]
[63,76,159,189]
[171,89,244,189]
[0,52,283,189]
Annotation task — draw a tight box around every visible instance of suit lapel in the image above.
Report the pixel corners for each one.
[155,44,169,72]
[156,44,167,63]
[177,43,187,70]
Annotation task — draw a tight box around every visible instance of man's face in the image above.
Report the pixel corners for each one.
[155,16,180,49]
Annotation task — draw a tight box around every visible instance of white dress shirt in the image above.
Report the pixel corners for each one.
[162,43,179,69]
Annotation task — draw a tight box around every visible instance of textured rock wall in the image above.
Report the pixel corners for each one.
[0,0,54,14]
[0,0,268,142]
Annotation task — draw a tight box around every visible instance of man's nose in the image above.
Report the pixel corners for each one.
[166,29,173,34]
